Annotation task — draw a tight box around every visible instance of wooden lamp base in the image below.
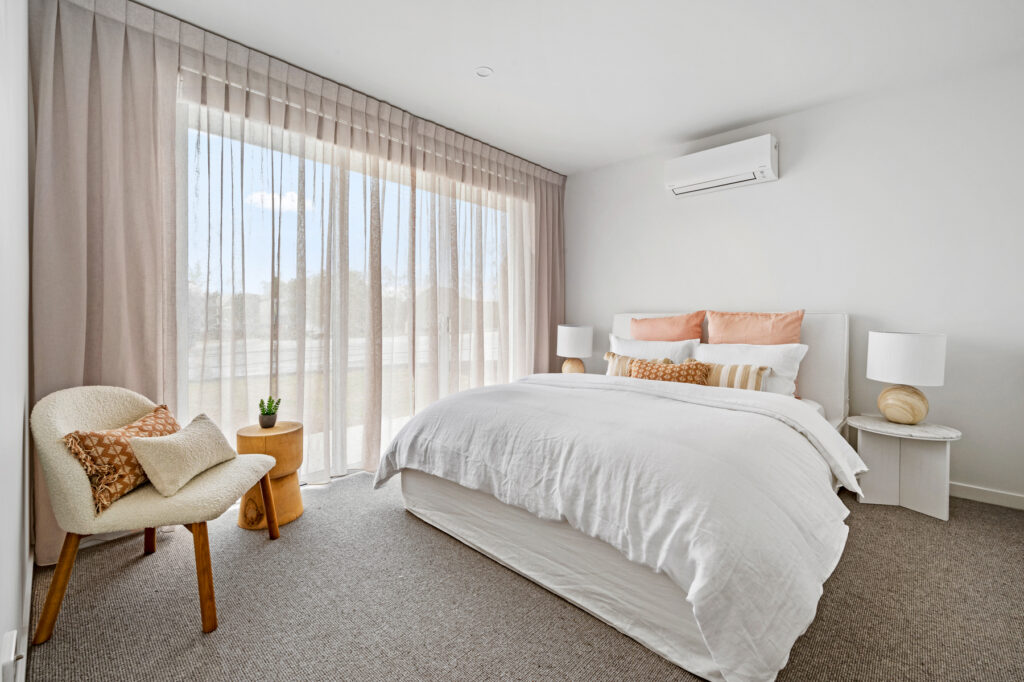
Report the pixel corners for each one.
[561,357,585,373]
[878,384,929,425]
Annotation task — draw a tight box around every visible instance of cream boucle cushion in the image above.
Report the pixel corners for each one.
[131,414,237,497]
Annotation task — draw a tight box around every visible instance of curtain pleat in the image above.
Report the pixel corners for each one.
[30,0,565,565]
[423,189,439,408]
[364,171,384,470]
[446,183,461,395]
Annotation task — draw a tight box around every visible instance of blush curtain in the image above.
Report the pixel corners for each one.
[29,0,182,565]
[29,0,565,564]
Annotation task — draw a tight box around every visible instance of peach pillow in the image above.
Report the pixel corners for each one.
[707,310,804,345]
[631,311,706,342]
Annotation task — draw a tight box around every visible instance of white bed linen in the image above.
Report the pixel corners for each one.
[375,374,866,682]
[797,398,844,431]
[800,397,826,419]
[401,469,723,680]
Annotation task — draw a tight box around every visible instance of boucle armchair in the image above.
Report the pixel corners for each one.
[30,386,280,643]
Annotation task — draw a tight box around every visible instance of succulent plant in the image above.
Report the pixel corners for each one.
[259,395,282,415]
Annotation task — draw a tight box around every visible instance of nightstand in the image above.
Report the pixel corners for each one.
[236,421,304,530]
[847,415,961,520]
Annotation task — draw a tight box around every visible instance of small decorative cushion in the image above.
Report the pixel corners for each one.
[629,359,711,385]
[609,335,700,364]
[685,358,770,391]
[63,405,180,514]
[604,351,672,377]
[707,310,804,345]
[630,312,706,342]
[131,414,238,497]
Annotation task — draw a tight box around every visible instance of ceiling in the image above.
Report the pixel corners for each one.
[145,0,1024,175]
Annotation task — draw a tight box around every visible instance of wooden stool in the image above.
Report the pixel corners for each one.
[237,422,304,530]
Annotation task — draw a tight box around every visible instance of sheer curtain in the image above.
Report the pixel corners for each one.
[30,0,564,563]
[177,29,564,479]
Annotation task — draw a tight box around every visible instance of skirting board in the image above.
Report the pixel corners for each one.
[950,481,1024,511]
[14,548,32,682]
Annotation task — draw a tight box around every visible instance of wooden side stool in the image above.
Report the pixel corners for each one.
[237,421,304,531]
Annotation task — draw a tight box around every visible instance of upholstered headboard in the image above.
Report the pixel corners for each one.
[611,312,850,426]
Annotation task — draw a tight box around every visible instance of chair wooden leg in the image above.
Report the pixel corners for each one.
[258,474,280,540]
[144,527,157,555]
[33,533,84,644]
[190,522,217,633]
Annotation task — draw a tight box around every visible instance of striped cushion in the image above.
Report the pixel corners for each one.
[687,358,770,391]
[604,351,672,377]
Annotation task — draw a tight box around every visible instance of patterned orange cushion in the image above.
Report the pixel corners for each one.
[629,359,711,385]
[63,405,181,513]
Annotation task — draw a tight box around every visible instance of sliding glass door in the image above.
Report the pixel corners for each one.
[179,103,535,480]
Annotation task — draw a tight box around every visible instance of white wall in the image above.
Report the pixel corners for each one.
[0,0,31,669]
[566,56,1024,507]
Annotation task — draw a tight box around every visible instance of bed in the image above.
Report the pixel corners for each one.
[375,313,865,682]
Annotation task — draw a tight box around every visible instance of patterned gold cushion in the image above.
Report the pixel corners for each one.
[630,359,711,385]
[63,405,181,513]
[603,351,672,377]
[686,358,770,391]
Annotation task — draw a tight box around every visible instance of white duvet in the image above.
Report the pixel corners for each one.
[375,374,867,682]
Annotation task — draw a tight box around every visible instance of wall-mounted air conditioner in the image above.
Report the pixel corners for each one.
[665,134,778,197]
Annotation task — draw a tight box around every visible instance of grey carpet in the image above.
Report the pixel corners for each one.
[28,473,1024,681]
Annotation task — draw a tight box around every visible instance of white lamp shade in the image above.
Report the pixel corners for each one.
[556,325,593,359]
[866,331,946,387]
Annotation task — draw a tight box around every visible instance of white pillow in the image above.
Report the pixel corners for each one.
[131,414,237,497]
[609,335,699,364]
[694,343,808,397]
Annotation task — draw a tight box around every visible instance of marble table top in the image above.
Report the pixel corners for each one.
[847,414,962,441]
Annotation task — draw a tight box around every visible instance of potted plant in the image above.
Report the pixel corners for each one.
[259,395,282,428]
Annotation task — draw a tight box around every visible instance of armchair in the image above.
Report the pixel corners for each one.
[30,386,279,642]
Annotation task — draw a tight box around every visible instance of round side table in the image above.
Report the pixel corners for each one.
[237,421,304,530]
[848,414,961,521]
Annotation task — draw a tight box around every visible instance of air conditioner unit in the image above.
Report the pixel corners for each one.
[665,134,778,197]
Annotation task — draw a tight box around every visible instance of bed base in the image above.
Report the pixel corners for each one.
[401,470,723,682]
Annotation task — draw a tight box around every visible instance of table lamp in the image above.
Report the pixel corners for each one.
[556,324,593,373]
[866,331,946,425]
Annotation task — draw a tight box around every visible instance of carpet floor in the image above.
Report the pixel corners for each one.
[28,473,1024,681]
